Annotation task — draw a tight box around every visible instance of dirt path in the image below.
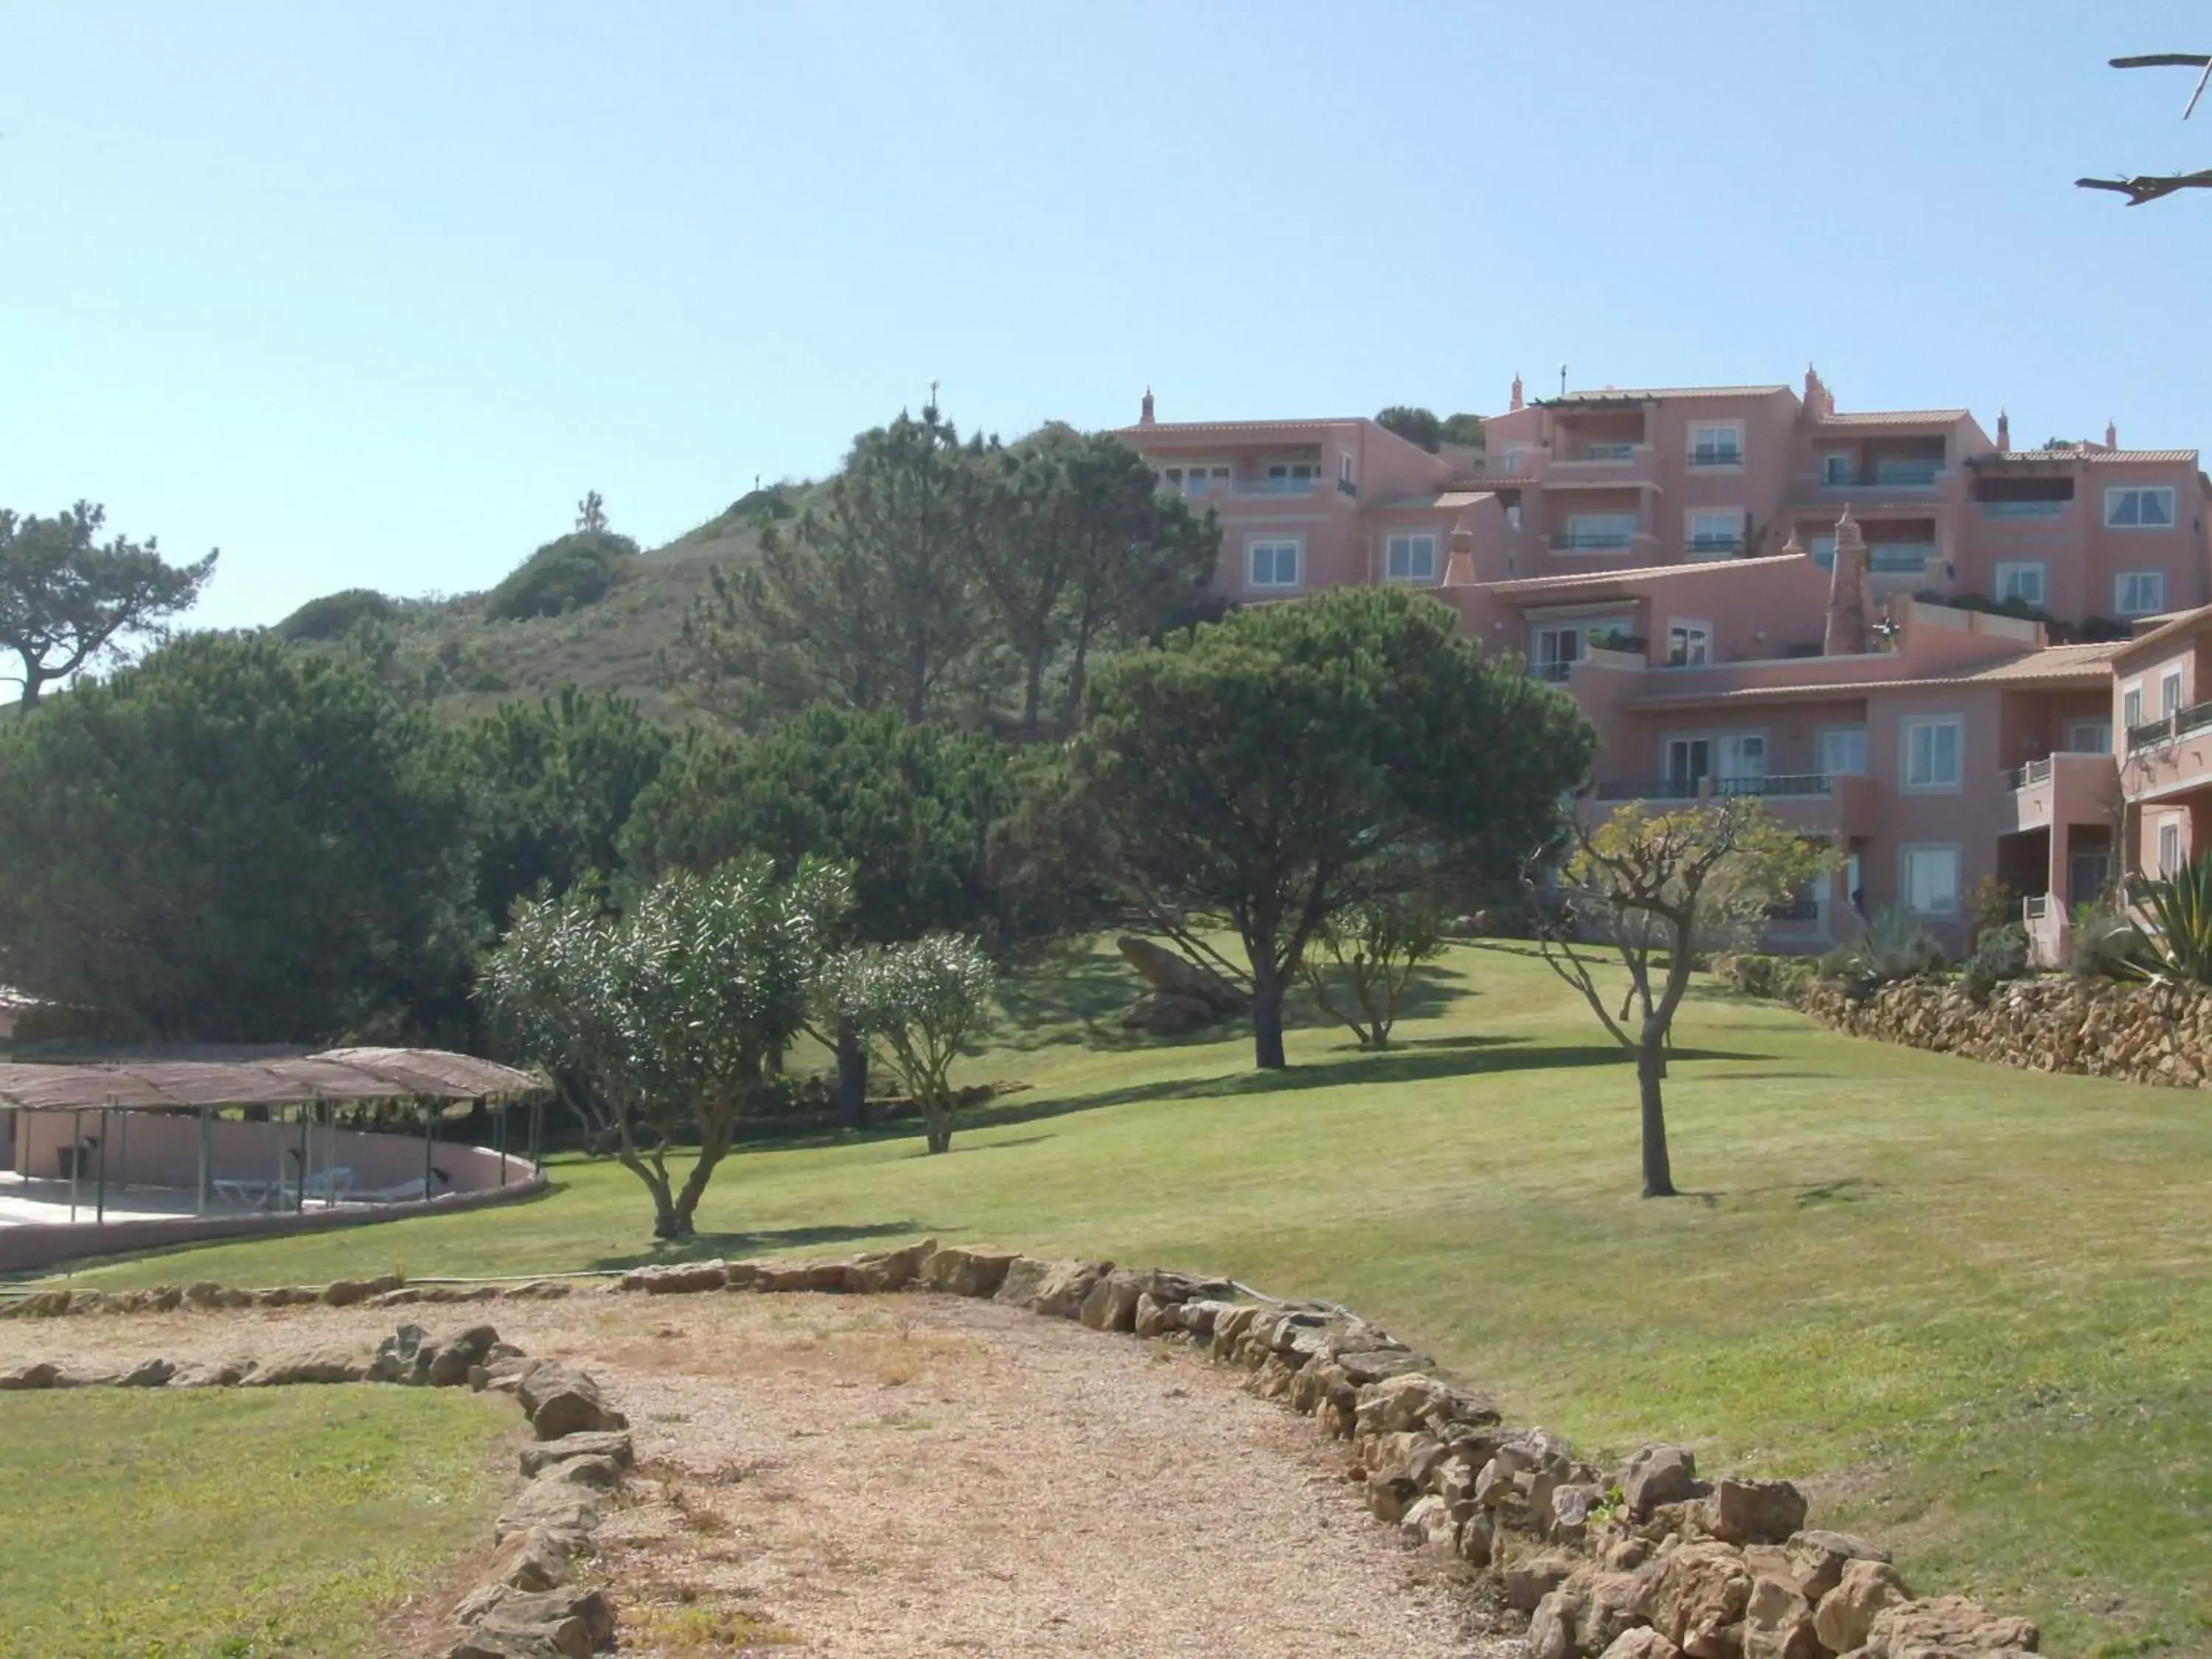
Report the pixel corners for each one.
[5,1290,1510,1658]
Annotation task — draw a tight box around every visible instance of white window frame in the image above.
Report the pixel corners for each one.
[1162,462,1231,498]
[1686,508,1744,558]
[2123,683,2145,732]
[2158,815,2185,878]
[1688,422,1744,467]
[1383,532,1438,585]
[1993,561,2046,608]
[2116,571,2168,616]
[1819,452,1853,485]
[1818,725,1869,776]
[1900,843,1962,917]
[1245,536,1304,591]
[2065,718,2112,754]
[1562,512,1637,553]
[1666,619,1714,667]
[1900,714,1964,793]
[1338,451,1354,487]
[2163,668,2185,717]
[2105,486,2177,529]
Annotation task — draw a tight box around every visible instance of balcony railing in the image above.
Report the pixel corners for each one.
[1717,773,1834,799]
[1688,535,1745,556]
[1867,544,1935,573]
[2126,715,2176,752]
[1593,778,1703,801]
[1335,476,1357,498]
[1553,532,1635,550]
[1227,476,1319,498]
[1688,449,1743,468]
[1529,660,1575,683]
[2009,757,2055,790]
[1979,499,2067,519]
[1594,773,1835,803]
[1579,443,1635,461]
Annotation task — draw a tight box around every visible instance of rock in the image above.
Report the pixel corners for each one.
[1548,1483,1596,1545]
[247,1346,366,1386]
[537,1453,622,1491]
[1784,1529,1891,1603]
[1620,1444,1708,1519]
[481,1527,576,1595]
[0,1362,59,1390]
[255,1287,319,1308]
[1399,1493,1457,1548]
[1078,1270,1147,1333]
[1646,1541,1754,1659]
[1742,1575,1821,1659]
[922,1245,1018,1298]
[1352,1371,1498,1436]
[321,1275,403,1307]
[1566,1570,1655,1654]
[184,1281,224,1308]
[519,1431,635,1477]
[1812,1559,1913,1655]
[801,1258,852,1293]
[116,1357,175,1388]
[1529,1590,1582,1659]
[1208,1304,1261,1358]
[1121,990,1220,1034]
[1703,1478,1809,1546]
[428,1325,502,1388]
[368,1324,434,1385]
[752,1261,813,1294]
[844,1237,937,1294]
[1333,1347,1435,1386]
[1601,1633,1684,1659]
[1,1290,71,1319]
[1863,1596,2039,1656]
[456,1586,616,1659]
[515,1360,627,1441]
[1504,1550,1581,1613]
[1133,1292,1182,1338]
[495,1475,604,1548]
[1178,1298,1234,1338]
[505,1280,571,1300]
[171,1359,253,1388]
[620,1260,727,1294]
[995,1257,1112,1318]
[1116,936,1248,1013]
[1457,1509,1495,1567]
[1365,1472,1421,1523]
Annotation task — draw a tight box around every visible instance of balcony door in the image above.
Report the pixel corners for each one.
[1531,625,1582,678]
[1719,734,1767,788]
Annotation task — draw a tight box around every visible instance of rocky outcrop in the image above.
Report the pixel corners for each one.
[1116,936,1248,1034]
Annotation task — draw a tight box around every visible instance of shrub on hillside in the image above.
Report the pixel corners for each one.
[276,587,395,641]
[1716,951,1815,1002]
[2067,897,2141,979]
[1818,907,1945,1001]
[484,530,639,622]
[1961,922,2031,1004]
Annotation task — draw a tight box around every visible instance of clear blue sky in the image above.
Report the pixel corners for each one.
[7,1,2211,635]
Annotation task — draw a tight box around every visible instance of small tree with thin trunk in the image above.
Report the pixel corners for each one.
[0,501,218,706]
[833,933,995,1154]
[1298,891,1447,1050]
[1534,798,1835,1197]
[479,856,850,1238]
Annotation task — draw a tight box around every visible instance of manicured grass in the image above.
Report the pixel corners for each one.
[31,941,2212,1653]
[0,1385,512,1658]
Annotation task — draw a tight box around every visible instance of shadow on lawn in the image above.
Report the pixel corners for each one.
[587,1218,931,1273]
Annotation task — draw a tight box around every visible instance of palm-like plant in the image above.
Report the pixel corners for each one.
[2129,853,2212,985]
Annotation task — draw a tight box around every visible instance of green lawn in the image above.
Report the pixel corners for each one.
[0,1385,512,1658]
[27,941,2212,1655]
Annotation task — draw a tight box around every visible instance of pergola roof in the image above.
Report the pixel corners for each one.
[0,1048,543,1111]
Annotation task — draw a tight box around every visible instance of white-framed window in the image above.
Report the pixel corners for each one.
[1531,625,1584,674]
[2117,571,2168,616]
[2159,816,2185,877]
[1717,732,1766,783]
[1246,538,1302,591]
[1994,562,2046,608]
[2106,486,2177,529]
[2163,669,2186,717]
[1667,621,1713,667]
[1384,532,1437,583]
[2065,719,2112,754]
[1819,726,1868,776]
[1562,513,1635,551]
[1901,844,1962,916]
[1688,423,1743,467]
[1902,715,1964,791]
[1261,460,1319,496]
[2123,684,2144,731]
[1338,451,1354,487]
[1687,509,1743,557]
[1162,463,1230,498]
[1820,452,1853,485]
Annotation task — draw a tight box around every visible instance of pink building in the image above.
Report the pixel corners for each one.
[1119,374,2212,954]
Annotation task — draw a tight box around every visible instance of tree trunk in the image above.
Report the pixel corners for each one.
[905,627,928,724]
[1251,970,1288,1071]
[1020,651,1046,740]
[669,1136,730,1237]
[1637,1035,1677,1198]
[920,1094,953,1154]
[835,1018,871,1131]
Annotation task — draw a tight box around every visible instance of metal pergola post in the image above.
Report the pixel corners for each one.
[295,1103,308,1214]
[95,1100,111,1225]
[116,1107,128,1194]
[495,1098,507,1188]
[422,1100,436,1197]
[529,1096,543,1175]
[195,1107,210,1217]
[69,1106,81,1223]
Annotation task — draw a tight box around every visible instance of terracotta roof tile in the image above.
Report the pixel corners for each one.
[1814,408,1971,426]
[1978,448,2199,465]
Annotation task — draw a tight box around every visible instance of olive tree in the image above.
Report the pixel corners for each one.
[1298,891,1447,1050]
[479,856,851,1238]
[832,933,995,1154]
[1535,798,1836,1198]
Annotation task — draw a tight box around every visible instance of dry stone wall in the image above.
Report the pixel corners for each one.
[1791,975,2212,1089]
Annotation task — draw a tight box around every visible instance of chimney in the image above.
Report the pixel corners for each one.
[1804,363,1834,420]
[1996,410,2010,451]
[1509,372,1525,412]
[1780,525,1806,558]
[2106,418,2118,450]
[1823,507,1871,656]
[1442,528,1478,588]
[1139,387,1155,427]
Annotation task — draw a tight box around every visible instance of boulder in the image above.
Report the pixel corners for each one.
[1133,1292,1183,1338]
[321,1275,403,1308]
[752,1261,813,1294]
[454,1586,615,1659]
[1077,1270,1147,1333]
[1863,1596,2039,1657]
[427,1325,502,1388]
[1812,1559,1913,1655]
[802,1259,852,1293]
[0,1363,60,1390]
[184,1281,224,1308]
[1528,1590,1582,1659]
[1116,936,1248,1013]
[1784,1529,1891,1603]
[922,1245,1019,1298]
[1600,1633,1684,1659]
[1121,990,1220,1034]
[519,1432,634,1478]
[495,1476,604,1549]
[368,1324,434,1385]
[1742,1575,1821,1659]
[515,1361,627,1441]
[246,1346,366,1386]
[537,1454,622,1492]
[171,1359,253,1388]
[1503,1550,1581,1613]
[1335,1347,1436,1387]
[1569,1570,1655,1654]
[1703,1478,1809,1546]
[506,1280,571,1300]
[995,1257,1113,1318]
[481,1527,576,1595]
[1620,1444,1709,1520]
[1457,1509,1495,1568]
[620,1260,726,1295]
[116,1357,176,1388]
[1399,1493,1457,1549]
[1,1290,71,1319]
[1645,1541,1754,1659]
[844,1237,938,1294]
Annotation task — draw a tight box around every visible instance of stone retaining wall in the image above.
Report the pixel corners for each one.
[1788,974,2212,1089]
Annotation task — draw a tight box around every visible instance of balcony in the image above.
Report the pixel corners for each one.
[2126,700,2212,752]
[1979,499,2067,520]
[1867,543,1936,574]
[1687,535,1745,557]
[1227,476,1320,498]
[2003,751,2119,834]
[1552,531,1635,551]
[1687,448,1743,469]
[1591,773,1876,835]
[1529,660,1575,684]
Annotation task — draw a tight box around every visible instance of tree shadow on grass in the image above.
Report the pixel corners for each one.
[1674,1177,1886,1212]
[585,1218,932,1273]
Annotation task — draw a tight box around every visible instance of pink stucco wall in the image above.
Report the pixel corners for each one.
[10,1108,524,1194]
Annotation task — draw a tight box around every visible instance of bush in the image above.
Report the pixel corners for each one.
[484,530,638,622]
[1961,922,2031,1003]
[1717,951,1815,1002]
[2129,854,2212,986]
[276,587,394,642]
[1820,908,1945,1001]
[2068,898,2140,979]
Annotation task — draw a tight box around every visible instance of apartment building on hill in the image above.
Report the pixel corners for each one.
[1119,372,2212,956]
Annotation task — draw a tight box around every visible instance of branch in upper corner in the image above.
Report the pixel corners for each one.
[2076,169,2212,206]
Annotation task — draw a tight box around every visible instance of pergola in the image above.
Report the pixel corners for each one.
[0,1047,546,1223]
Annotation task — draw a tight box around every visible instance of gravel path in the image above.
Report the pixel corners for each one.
[4,1290,1512,1658]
